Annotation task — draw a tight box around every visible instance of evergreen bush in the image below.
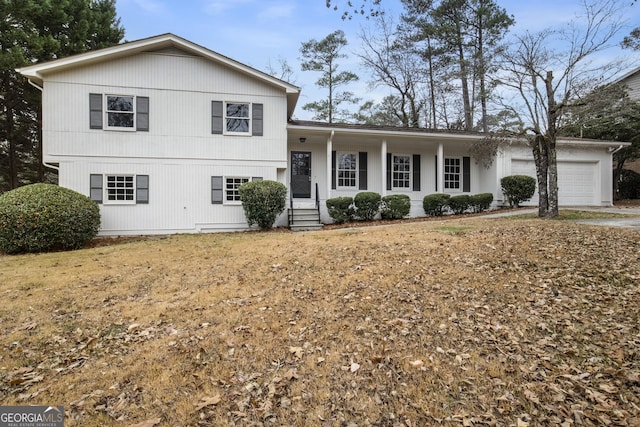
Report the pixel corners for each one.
[501,175,536,207]
[380,194,411,219]
[447,194,472,215]
[423,193,450,216]
[354,192,381,221]
[0,183,100,254]
[238,180,287,230]
[470,193,494,213]
[326,196,355,224]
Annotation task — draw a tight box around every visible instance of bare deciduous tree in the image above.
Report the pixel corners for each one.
[357,15,425,127]
[496,0,626,218]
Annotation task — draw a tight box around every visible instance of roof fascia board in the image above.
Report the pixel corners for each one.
[288,123,630,147]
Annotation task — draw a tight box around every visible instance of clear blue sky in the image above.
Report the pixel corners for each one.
[115,0,640,120]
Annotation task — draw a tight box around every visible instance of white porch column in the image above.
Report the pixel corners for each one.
[437,142,444,193]
[326,130,334,200]
[381,139,388,197]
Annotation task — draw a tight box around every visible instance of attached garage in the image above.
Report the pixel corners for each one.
[510,160,599,206]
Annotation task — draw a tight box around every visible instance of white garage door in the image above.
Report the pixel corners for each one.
[510,160,598,206]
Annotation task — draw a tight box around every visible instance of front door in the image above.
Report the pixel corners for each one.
[291,151,311,198]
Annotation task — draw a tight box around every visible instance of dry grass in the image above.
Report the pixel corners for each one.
[0,216,639,426]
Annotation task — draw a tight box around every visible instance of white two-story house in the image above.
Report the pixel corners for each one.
[17,34,624,235]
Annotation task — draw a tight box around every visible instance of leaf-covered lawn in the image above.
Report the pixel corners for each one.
[0,217,638,426]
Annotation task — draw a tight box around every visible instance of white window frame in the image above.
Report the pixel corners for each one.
[225,177,250,203]
[444,157,462,190]
[337,152,358,189]
[392,154,411,190]
[105,95,136,131]
[104,175,136,204]
[224,102,251,135]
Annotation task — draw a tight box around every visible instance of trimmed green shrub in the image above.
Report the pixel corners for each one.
[0,183,100,254]
[238,180,287,230]
[470,193,494,213]
[447,194,472,215]
[501,175,536,207]
[618,169,640,199]
[423,193,450,216]
[354,192,381,221]
[380,194,411,220]
[326,196,355,224]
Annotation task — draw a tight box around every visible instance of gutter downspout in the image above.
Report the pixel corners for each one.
[27,79,59,173]
[609,144,624,155]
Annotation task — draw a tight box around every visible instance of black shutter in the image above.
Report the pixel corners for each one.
[211,101,223,134]
[136,97,149,131]
[331,151,336,190]
[212,176,223,204]
[136,175,149,204]
[435,155,438,191]
[89,93,102,129]
[90,174,103,203]
[412,154,421,191]
[358,152,367,190]
[463,156,471,192]
[252,103,263,136]
[386,153,392,191]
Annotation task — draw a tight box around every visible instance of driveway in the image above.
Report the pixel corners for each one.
[483,206,640,229]
[571,206,640,229]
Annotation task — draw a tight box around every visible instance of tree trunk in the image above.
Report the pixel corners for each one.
[427,38,438,129]
[477,10,488,133]
[458,43,473,131]
[547,141,559,217]
[613,158,625,201]
[545,71,559,218]
[532,134,549,217]
[7,105,19,189]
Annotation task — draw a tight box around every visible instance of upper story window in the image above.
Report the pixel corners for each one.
[445,157,461,189]
[392,154,411,189]
[211,101,263,136]
[106,96,135,129]
[90,93,149,132]
[337,152,357,188]
[226,103,250,133]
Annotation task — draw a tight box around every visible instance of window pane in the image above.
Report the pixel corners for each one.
[226,118,249,133]
[107,96,133,112]
[108,112,134,127]
[226,103,249,118]
[106,175,134,201]
[444,158,461,189]
[225,177,249,201]
[392,155,410,188]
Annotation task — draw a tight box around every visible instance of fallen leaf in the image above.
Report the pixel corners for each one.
[289,346,304,359]
[409,360,424,368]
[350,362,360,373]
[194,394,221,411]
[127,418,161,427]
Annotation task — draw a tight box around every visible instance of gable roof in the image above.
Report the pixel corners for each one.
[17,33,301,118]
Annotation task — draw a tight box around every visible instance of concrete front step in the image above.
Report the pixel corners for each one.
[289,208,322,231]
